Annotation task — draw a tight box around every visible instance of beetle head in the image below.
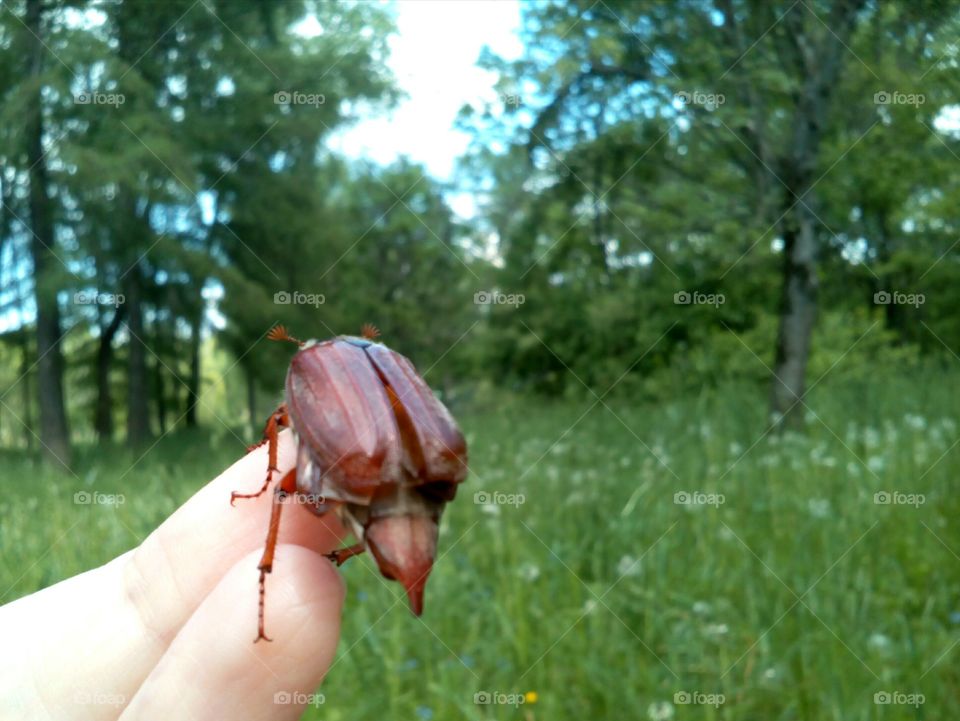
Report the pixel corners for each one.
[350,482,447,615]
[364,513,438,615]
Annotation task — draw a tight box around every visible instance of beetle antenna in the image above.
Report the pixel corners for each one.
[268,325,304,347]
[361,323,381,340]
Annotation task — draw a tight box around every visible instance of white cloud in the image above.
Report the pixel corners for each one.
[328,0,523,196]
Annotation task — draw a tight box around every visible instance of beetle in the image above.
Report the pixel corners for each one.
[232,323,468,642]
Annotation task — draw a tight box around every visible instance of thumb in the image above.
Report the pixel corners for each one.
[120,544,345,721]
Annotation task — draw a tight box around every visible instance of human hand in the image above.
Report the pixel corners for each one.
[0,430,346,720]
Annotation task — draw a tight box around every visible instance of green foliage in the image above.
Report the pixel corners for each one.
[458,0,960,399]
[3,374,959,719]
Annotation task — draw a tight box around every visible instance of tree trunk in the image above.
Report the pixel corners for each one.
[94,305,126,440]
[185,312,201,427]
[768,0,865,428]
[154,353,167,436]
[770,201,818,426]
[25,0,72,467]
[125,264,152,445]
[247,368,258,441]
[19,335,34,451]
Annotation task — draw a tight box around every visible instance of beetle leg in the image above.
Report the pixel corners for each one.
[254,467,297,643]
[324,543,366,567]
[232,404,290,505]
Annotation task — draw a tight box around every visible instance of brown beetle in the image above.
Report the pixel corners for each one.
[233,324,468,641]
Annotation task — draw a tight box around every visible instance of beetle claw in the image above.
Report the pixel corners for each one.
[324,543,366,567]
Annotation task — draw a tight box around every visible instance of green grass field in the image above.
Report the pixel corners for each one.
[2,368,959,720]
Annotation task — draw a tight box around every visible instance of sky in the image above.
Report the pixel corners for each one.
[321,0,524,218]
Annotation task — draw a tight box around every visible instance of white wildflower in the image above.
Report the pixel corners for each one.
[703,622,729,636]
[868,632,892,652]
[807,498,832,519]
[616,554,641,578]
[518,563,540,582]
[647,701,675,721]
[904,414,927,431]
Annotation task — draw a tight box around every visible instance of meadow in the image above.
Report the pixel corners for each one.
[2,367,958,720]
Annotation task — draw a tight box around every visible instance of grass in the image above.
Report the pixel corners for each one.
[2,367,959,720]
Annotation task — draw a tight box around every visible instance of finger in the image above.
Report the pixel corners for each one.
[120,544,344,721]
[0,430,348,720]
[122,428,347,648]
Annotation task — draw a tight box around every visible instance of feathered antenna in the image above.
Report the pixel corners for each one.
[268,325,304,347]
[361,323,381,340]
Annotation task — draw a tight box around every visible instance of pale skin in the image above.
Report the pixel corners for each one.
[0,430,348,721]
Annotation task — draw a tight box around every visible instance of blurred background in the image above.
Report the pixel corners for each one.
[2,0,960,718]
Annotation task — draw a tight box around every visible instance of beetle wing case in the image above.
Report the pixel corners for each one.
[364,342,468,484]
[286,339,402,502]
[285,337,468,503]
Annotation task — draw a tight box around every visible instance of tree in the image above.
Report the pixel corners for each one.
[24,0,72,465]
